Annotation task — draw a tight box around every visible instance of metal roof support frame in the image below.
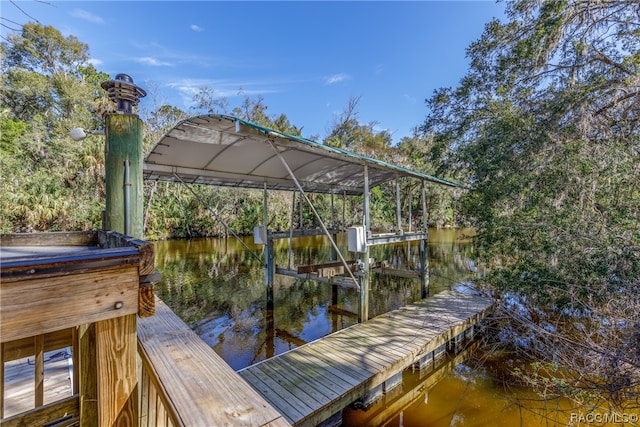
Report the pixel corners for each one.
[266,139,359,290]
[172,173,262,262]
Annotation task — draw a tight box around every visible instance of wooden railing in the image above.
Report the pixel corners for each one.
[1,330,79,426]
[1,231,288,427]
[138,352,177,427]
[0,231,150,426]
[136,297,290,427]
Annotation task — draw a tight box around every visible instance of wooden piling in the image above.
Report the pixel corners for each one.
[104,114,144,239]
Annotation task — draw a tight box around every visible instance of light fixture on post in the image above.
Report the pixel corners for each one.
[100,73,147,114]
[69,127,105,142]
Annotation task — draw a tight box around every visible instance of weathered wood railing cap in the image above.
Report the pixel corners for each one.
[0,230,157,319]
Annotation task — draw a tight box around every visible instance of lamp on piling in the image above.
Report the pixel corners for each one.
[101,73,146,114]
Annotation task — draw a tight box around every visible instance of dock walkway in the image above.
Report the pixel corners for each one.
[238,290,494,426]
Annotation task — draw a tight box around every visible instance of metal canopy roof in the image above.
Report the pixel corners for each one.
[143,114,461,195]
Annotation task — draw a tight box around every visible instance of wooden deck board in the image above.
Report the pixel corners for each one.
[280,349,368,386]
[253,362,325,411]
[327,332,417,359]
[278,342,374,382]
[264,357,341,401]
[137,298,291,427]
[238,370,306,424]
[3,349,73,419]
[241,290,494,426]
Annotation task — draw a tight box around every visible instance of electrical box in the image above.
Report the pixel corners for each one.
[253,225,267,245]
[347,226,367,253]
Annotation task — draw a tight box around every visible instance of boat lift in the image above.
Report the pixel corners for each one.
[144,114,463,322]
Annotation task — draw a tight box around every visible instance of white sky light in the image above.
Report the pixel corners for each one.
[1,1,505,143]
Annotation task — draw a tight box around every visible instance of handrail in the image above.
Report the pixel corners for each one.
[136,297,290,427]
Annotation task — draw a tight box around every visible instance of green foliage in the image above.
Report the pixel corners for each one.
[422,0,640,308]
[1,23,108,232]
[421,0,640,407]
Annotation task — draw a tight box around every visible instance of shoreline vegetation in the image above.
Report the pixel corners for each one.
[2,0,638,418]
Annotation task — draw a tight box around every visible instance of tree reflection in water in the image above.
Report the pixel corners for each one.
[153,228,477,370]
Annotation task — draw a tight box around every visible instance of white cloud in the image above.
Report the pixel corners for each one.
[375,64,384,75]
[136,56,174,67]
[190,24,204,32]
[87,58,103,67]
[324,73,351,85]
[70,9,105,24]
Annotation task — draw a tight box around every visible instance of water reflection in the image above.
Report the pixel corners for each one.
[154,230,637,427]
[153,228,476,370]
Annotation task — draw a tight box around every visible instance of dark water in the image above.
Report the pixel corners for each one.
[153,230,631,426]
[154,229,476,370]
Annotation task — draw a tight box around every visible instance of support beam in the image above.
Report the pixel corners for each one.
[422,181,428,230]
[267,139,358,290]
[263,182,275,288]
[363,166,371,239]
[396,176,402,235]
[288,192,296,270]
[359,164,371,323]
[420,180,429,298]
[420,239,429,298]
[34,335,44,407]
[266,237,275,288]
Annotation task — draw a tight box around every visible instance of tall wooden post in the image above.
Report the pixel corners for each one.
[104,115,144,238]
[80,74,146,427]
[358,165,371,323]
[420,181,430,298]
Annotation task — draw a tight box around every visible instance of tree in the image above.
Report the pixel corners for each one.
[324,95,392,151]
[1,23,109,232]
[422,0,639,410]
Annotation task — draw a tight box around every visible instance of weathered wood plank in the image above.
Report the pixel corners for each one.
[241,291,494,426]
[1,266,139,343]
[0,231,98,247]
[97,230,154,276]
[254,363,326,412]
[280,350,364,388]
[0,394,79,427]
[1,342,4,419]
[137,298,290,427]
[302,340,386,372]
[262,356,342,402]
[2,329,73,364]
[96,315,137,427]
[79,323,98,426]
[34,335,44,408]
[0,247,139,282]
[328,330,409,359]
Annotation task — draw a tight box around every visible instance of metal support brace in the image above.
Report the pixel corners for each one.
[396,176,403,235]
[267,139,359,290]
[288,192,296,270]
[172,173,262,262]
[422,181,428,230]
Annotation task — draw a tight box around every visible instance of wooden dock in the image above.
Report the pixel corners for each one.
[137,298,291,427]
[238,290,494,426]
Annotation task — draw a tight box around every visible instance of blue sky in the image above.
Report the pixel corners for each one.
[2,1,504,143]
